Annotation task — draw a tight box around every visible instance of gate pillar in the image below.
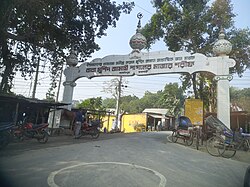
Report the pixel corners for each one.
[213,29,233,128]
[216,76,232,128]
[62,81,76,110]
[62,49,78,110]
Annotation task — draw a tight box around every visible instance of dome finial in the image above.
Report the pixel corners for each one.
[66,47,78,67]
[218,28,226,39]
[136,12,143,32]
[213,28,232,56]
[129,12,147,58]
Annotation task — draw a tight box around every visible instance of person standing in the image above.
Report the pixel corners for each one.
[157,120,162,131]
[74,109,83,139]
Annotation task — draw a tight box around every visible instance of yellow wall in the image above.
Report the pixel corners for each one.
[102,113,147,133]
[122,113,147,133]
[184,99,203,126]
[102,115,115,132]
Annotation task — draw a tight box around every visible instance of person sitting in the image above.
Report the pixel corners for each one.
[82,118,89,128]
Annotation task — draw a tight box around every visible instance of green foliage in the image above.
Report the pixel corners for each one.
[161,83,185,116]
[0,0,134,94]
[139,91,163,109]
[102,98,116,108]
[228,28,250,76]
[230,87,250,112]
[77,97,104,111]
[120,95,140,112]
[141,0,250,112]
[102,83,185,115]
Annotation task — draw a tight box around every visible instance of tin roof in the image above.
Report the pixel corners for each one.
[142,108,173,117]
[0,94,69,107]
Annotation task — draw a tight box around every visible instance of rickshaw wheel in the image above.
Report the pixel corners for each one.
[221,144,236,158]
[185,133,193,146]
[171,131,178,143]
[206,136,225,157]
[242,140,249,152]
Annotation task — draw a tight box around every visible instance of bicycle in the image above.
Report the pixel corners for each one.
[192,126,203,150]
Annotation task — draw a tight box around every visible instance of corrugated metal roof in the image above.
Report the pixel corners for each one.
[0,94,69,107]
[148,114,170,119]
[142,108,170,115]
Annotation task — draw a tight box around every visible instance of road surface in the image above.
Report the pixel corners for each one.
[0,132,248,187]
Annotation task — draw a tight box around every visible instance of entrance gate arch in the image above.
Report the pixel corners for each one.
[62,17,235,129]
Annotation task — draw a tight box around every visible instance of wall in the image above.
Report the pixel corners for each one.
[102,113,147,133]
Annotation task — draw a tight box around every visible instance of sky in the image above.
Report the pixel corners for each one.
[12,0,250,101]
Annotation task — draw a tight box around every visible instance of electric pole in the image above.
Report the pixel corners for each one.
[56,64,64,102]
[32,56,40,99]
[115,76,122,129]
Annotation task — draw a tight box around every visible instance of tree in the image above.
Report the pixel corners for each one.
[161,83,185,116]
[77,97,104,111]
[139,91,163,110]
[102,98,116,109]
[230,87,250,112]
[103,95,140,113]
[0,0,134,95]
[120,95,140,113]
[141,0,250,111]
[103,77,128,99]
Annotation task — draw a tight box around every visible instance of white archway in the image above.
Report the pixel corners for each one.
[62,15,235,129]
[62,49,235,129]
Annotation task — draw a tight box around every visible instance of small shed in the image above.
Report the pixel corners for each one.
[0,94,68,126]
[142,108,174,131]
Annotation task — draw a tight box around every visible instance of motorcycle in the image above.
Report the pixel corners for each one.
[79,120,101,139]
[17,122,49,143]
[0,122,15,149]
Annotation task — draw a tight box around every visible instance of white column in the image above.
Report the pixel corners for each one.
[62,81,76,110]
[216,76,231,129]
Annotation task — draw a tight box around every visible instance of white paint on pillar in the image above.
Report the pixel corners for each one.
[62,66,79,110]
[214,56,234,129]
[217,79,230,128]
[62,81,76,110]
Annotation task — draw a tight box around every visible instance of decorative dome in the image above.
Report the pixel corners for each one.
[66,49,78,67]
[129,13,147,52]
[129,31,147,51]
[213,29,232,56]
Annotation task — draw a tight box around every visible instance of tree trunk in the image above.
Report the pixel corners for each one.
[0,37,15,93]
[199,76,204,100]
[192,73,199,99]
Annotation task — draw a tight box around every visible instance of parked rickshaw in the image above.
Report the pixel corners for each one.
[171,116,194,146]
[205,115,250,158]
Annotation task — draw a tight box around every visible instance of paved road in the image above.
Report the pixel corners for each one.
[0,132,249,187]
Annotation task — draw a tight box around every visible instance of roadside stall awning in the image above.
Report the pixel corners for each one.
[0,94,70,107]
[0,94,70,124]
[148,114,169,119]
[142,108,173,118]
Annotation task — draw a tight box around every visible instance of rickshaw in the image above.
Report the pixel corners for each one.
[171,116,194,146]
[205,115,250,158]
